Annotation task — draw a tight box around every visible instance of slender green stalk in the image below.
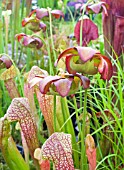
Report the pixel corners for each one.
[80,0,92,46]
[61,97,79,169]
[73,96,81,135]
[46,30,54,75]
[78,2,94,168]
[81,89,88,170]
[11,0,20,59]
[26,48,31,71]
[60,97,68,133]
[79,87,83,113]
[0,1,3,53]
[66,6,75,26]
[48,8,57,64]
[53,95,57,132]
[2,10,12,54]
[98,79,107,109]
[4,15,9,54]
[26,0,32,16]
[17,46,24,66]
[21,0,25,20]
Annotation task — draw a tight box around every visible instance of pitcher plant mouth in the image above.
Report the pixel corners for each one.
[15,33,43,49]
[55,46,113,81]
[29,66,90,97]
[21,8,64,32]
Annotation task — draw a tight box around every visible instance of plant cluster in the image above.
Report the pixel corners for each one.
[0,0,123,170]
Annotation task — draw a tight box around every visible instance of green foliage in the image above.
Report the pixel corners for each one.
[0,0,124,170]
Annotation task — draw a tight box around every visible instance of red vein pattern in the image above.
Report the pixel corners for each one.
[36,90,54,135]
[42,132,75,170]
[6,98,39,160]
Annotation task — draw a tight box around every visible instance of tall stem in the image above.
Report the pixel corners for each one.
[53,95,57,132]
[4,15,9,54]
[11,0,20,59]
[61,97,79,169]
[79,86,83,113]
[48,8,57,63]
[46,31,54,75]
[26,0,32,16]
[0,1,3,53]
[80,0,92,46]
[81,89,88,170]
[73,96,81,137]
